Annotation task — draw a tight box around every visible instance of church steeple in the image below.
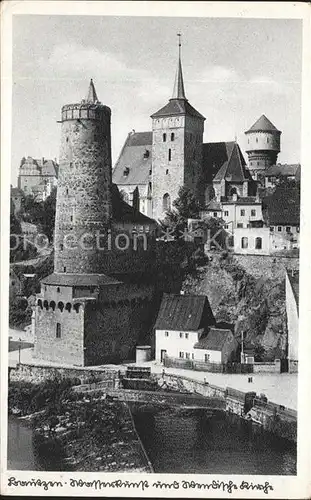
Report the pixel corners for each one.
[86,78,99,103]
[171,34,186,100]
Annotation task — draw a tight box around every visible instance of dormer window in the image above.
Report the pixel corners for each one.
[123,167,130,177]
[143,149,150,159]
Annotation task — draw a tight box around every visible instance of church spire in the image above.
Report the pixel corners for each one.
[86,78,99,103]
[172,34,186,100]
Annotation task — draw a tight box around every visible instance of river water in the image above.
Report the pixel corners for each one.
[8,410,296,474]
[132,408,297,475]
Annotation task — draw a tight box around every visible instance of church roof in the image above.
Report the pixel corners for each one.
[112,132,152,186]
[212,142,250,183]
[172,54,186,99]
[155,293,215,331]
[245,114,280,134]
[151,98,205,120]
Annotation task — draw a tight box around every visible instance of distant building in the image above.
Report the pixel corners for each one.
[285,269,299,373]
[18,156,58,200]
[11,186,24,216]
[194,327,238,364]
[154,293,215,362]
[264,163,301,189]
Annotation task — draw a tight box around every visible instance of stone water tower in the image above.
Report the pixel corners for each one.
[245,114,281,179]
[54,79,112,274]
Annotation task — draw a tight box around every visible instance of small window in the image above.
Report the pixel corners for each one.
[179,352,184,359]
[224,211,229,216]
[267,137,269,143]
[149,169,152,175]
[69,162,73,167]
[193,150,196,160]
[168,149,172,161]
[123,167,130,177]
[186,353,190,360]
[185,333,189,339]
[251,209,256,216]
[278,226,282,232]
[66,188,69,195]
[171,132,175,141]
[297,227,300,233]
[60,244,64,251]
[70,215,73,222]
[143,149,150,158]
[12,281,15,286]
[57,287,60,293]
[286,226,291,233]
[165,331,169,337]
[192,353,194,360]
[66,137,69,143]
[256,138,258,143]
[166,169,169,175]
[241,237,248,249]
[255,237,262,249]
[240,209,245,216]
[213,212,218,218]
[56,323,61,339]
[204,353,210,363]
[163,133,166,142]
[179,332,183,338]
[64,266,66,272]
[237,223,243,228]
[270,226,274,232]
[225,224,229,229]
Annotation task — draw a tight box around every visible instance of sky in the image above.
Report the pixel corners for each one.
[12,15,302,184]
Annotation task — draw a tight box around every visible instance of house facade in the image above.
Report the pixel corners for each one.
[285,269,299,373]
[154,293,215,362]
[194,328,238,363]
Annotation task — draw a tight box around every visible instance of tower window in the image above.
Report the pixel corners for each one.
[60,244,64,251]
[171,132,175,141]
[163,193,171,212]
[123,167,130,177]
[66,137,69,142]
[70,215,73,222]
[56,323,61,339]
[267,138,269,143]
[143,149,150,158]
[163,133,166,142]
[166,169,169,175]
[168,149,172,162]
[64,266,66,272]
[66,188,69,195]
[149,169,152,175]
[57,287,60,293]
[256,138,258,143]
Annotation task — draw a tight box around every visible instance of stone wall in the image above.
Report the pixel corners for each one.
[9,362,119,384]
[233,254,299,280]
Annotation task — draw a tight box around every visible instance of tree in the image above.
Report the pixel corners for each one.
[161,187,203,238]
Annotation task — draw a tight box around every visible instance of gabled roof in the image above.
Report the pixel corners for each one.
[212,142,250,183]
[151,98,205,120]
[245,114,280,134]
[265,164,300,178]
[194,327,233,351]
[262,187,300,226]
[41,159,58,177]
[112,132,152,186]
[155,293,215,331]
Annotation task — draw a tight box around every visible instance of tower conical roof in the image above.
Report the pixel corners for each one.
[246,114,280,133]
[86,79,99,103]
[172,56,186,100]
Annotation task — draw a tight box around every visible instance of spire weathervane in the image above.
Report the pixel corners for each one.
[172,33,186,100]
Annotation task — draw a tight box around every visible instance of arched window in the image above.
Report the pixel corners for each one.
[58,301,64,312]
[163,193,171,212]
[171,132,175,141]
[241,237,248,249]
[163,133,166,142]
[255,237,262,249]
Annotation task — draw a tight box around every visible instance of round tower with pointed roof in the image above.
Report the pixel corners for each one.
[54,79,112,273]
[245,114,281,177]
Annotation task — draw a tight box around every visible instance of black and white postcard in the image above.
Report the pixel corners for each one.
[1,1,310,498]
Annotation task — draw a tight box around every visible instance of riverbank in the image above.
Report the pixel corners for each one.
[8,380,152,472]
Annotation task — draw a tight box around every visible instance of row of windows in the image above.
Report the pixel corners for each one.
[165,331,189,339]
[270,226,299,233]
[179,352,194,359]
[241,236,262,249]
[163,133,175,142]
[247,137,271,144]
[214,209,257,218]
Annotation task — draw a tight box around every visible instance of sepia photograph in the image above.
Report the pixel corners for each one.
[1,2,310,498]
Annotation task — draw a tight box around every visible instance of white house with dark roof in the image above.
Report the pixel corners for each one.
[154,293,215,362]
[194,327,238,364]
[18,156,58,200]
